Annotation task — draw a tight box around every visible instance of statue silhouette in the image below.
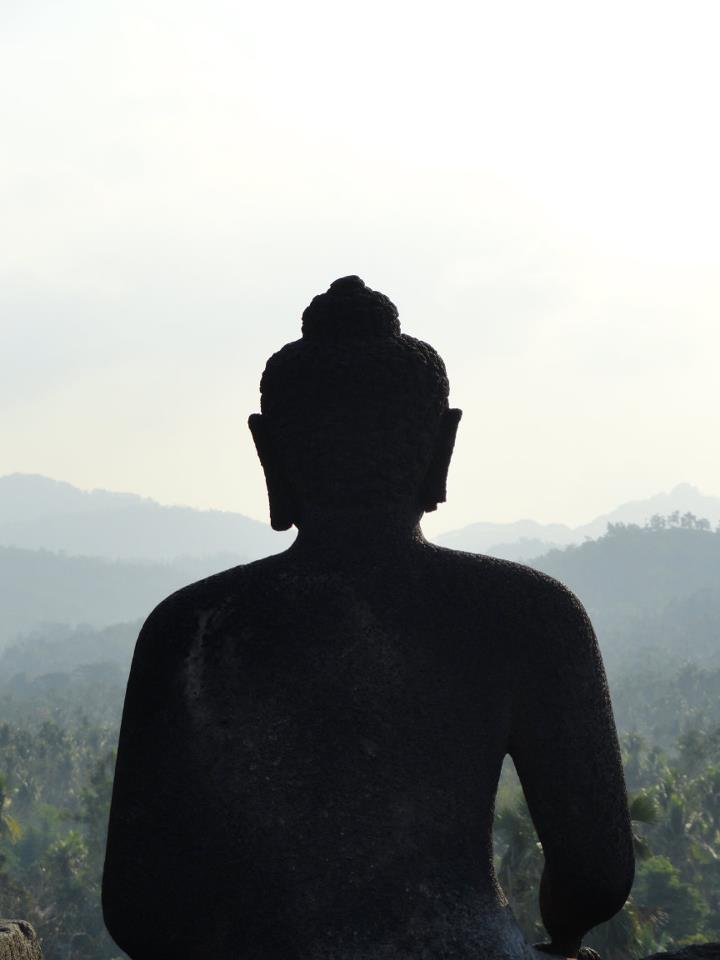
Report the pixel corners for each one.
[102,277,634,960]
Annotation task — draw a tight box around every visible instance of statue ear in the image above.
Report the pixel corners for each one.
[420,408,462,513]
[248,414,297,531]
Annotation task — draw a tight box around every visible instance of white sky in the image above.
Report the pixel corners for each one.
[2,0,720,535]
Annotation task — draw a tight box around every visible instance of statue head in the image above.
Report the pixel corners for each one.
[249,276,462,531]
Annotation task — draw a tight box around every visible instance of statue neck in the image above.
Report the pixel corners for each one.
[289,503,427,563]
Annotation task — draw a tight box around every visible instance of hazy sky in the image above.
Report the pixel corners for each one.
[3,0,719,536]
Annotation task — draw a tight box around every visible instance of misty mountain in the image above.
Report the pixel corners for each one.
[0,545,242,649]
[4,514,720,685]
[533,522,720,623]
[5,474,720,567]
[0,620,137,680]
[0,473,293,562]
[4,472,720,675]
[530,521,720,677]
[438,482,720,557]
[438,523,574,560]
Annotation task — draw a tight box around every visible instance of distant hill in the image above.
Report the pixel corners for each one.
[5,474,719,565]
[438,522,574,559]
[437,483,720,557]
[530,521,720,673]
[0,545,241,648]
[4,473,720,671]
[0,473,293,562]
[0,620,137,680]
[532,521,720,621]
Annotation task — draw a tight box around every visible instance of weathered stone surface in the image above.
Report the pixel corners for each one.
[642,945,720,960]
[0,921,42,960]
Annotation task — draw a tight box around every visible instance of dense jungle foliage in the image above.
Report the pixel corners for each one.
[2,516,720,958]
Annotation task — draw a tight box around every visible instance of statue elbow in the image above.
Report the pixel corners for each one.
[580,855,636,930]
[101,868,130,954]
[542,851,635,939]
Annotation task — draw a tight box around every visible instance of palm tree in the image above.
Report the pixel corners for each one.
[0,772,22,845]
[629,792,659,861]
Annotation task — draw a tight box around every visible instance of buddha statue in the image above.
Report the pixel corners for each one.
[102,277,634,960]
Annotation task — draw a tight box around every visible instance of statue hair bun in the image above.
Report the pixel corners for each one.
[301,276,401,341]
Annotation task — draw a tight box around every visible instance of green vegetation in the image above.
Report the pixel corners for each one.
[0,698,122,959]
[2,515,720,958]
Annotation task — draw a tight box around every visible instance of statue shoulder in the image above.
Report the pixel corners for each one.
[135,556,281,657]
[521,567,594,639]
[499,563,597,665]
[430,545,593,643]
[430,544,578,599]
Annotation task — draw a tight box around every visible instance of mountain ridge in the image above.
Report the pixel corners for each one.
[2,474,720,564]
[437,482,720,558]
[0,473,292,561]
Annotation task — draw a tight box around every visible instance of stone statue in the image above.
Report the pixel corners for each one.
[102,277,634,960]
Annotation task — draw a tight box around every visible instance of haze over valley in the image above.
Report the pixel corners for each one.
[3,471,720,957]
[3,472,720,683]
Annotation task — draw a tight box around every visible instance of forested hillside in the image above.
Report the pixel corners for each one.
[533,518,720,685]
[0,622,137,681]
[438,484,720,557]
[534,515,720,637]
[0,547,240,648]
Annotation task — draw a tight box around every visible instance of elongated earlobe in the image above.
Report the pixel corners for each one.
[248,414,297,531]
[420,408,462,513]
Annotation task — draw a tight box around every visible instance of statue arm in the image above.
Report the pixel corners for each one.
[507,579,634,956]
[102,596,215,959]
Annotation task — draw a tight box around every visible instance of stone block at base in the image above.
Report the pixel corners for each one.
[0,922,42,960]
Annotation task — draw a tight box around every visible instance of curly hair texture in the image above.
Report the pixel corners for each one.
[259,276,450,509]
